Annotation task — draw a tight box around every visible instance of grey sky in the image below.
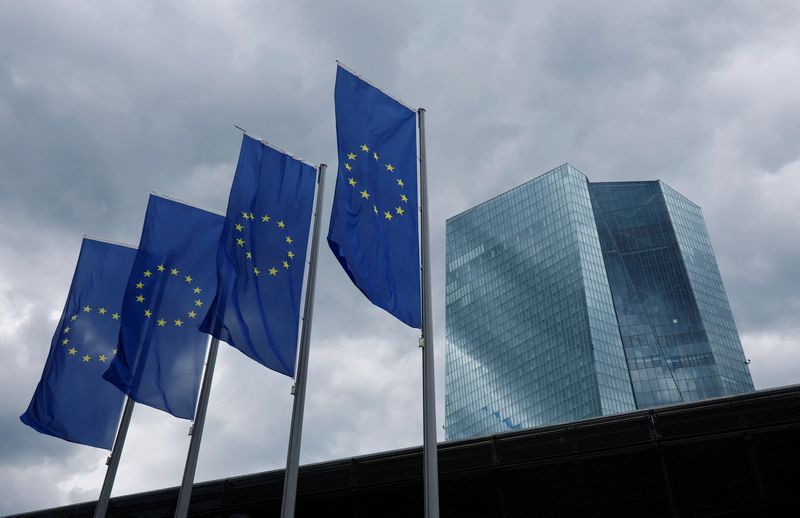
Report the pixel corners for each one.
[1,0,799,514]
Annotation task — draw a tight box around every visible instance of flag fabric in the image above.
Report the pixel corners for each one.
[21,238,136,449]
[327,64,421,328]
[200,135,316,376]
[103,194,224,419]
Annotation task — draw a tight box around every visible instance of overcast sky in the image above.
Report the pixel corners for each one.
[2,0,799,515]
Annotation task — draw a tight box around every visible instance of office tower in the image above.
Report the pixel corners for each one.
[445,164,753,441]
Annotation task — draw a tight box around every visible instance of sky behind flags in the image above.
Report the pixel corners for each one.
[201,134,317,377]
[103,195,225,420]
[20,238,136,450]
[3,2,800,514]
[328,64,421,328]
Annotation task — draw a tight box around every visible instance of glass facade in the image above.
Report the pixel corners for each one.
[445,165,636,440]
[445,166,754,441]
[660,184,755,395]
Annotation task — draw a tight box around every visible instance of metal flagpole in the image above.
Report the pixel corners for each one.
[280,164,327,518]
[93,397,135,518]
[174,336,220,518]
[417,108,440,517]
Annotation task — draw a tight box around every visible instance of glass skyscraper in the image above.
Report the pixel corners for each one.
[445,164,754,441]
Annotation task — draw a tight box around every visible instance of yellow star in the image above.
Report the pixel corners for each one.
[193,287,202,294]
[82,355,91,363]
[188,310,197,318]
[136,294,145,303]
[144,309,152,318]
[174,319,183,327]
[68,347,77,356]
[396,207,405,216]
[143,270,152,277]
[98,307,107,315]
[249,212,255,220]
[373,152,379,161]
[71,315,78,321]
[236,238,245,247]
[384,211,393,220]
[282,261,289,269]
[277,220,286,229]
[360,190,370,199]
[285,236,293,244]
[287,251,295,259]
[63,326,70,333]
[242,211,249,219]
[253,267,261,276]
[261,214,271,222]
[195,299,203,307]
[373,205,378,214]
[235,223,244,232]
[386,164,395,172]
[98,354,108,362]
[246,251,252,259]
[345,163,352,171]
[348,178,357,187]
[136,282,144,289]
[185,275,193,283]
[347,152,356,160]
[268,267,278,276]
[171,268,179,276]
[157,318,166,327]
[112,349,117,355]
[401,194,408,203]
[112,313,120,320]
[62,338,69,345]
[157,264,166,272]
[396,179,404,187]
[83,305,92,313]
[361,144,369,152]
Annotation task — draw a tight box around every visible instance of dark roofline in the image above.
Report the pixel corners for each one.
[657,179,702,209]
[15,383,800,517]
[447,166,703,225]
[446,162,575,224]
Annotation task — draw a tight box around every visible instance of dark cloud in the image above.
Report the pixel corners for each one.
[1,0,798,514]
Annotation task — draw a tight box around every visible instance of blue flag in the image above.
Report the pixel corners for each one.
[21,238,136,449]
[103,194,224,419]
[327,65,421,328]
[200,135,316,376]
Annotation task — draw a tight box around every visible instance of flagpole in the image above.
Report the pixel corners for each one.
[93,397,135,518]
[280,163,327,518]
[417,108,440,517]
[174,336,220,518]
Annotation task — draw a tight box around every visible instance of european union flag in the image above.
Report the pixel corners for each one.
[21,237,136,449]
[327,65,421,328]
[103,194,224,419]
[200,135,316,376]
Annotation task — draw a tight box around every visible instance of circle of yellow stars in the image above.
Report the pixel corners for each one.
[235,210,295,279]
[343,144,409,221]
[62,304,118,364]
[135,265,203,329]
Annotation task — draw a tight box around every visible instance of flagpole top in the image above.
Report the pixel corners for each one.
[149,192,226,217]
[336,60,418,113]
[82,234,138,250]
[234,125,318,169]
